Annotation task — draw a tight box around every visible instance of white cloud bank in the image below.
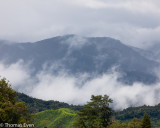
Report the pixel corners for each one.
[0,61,30,87]
[0,0,160,48]
[1,61,160,110]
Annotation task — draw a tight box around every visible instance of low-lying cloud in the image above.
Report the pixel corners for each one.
[1,61,160,110]
[0,60,30,87]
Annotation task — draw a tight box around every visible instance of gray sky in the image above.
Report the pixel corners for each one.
[0,0,160,48]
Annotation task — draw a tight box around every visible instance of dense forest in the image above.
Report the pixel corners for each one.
[17,93,160,124]
[115,104,160,127]
[17,93,83,113]
[115,104,160,120]
[1,78,160,128]
[18,92,160,127]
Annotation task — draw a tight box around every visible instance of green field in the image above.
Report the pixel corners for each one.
[34,108,77,128]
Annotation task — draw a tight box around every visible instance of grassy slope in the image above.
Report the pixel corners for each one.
[34,108,77,128]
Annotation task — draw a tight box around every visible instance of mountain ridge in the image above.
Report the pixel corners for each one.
[0,35,159,84]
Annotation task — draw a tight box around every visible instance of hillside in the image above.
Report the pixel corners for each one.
[114,104,160,127]
[18,93,160,127]
[33,105,160,128]
[17,93,83,113]
[34,108,76,128]
[0,35,159,85]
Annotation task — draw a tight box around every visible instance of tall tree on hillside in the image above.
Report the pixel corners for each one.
[127,117,142,128]
[141,113,152,128]
[0,78,31,124]
[73,95,113,128]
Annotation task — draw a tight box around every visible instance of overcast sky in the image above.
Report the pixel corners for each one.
[0,0,160,48]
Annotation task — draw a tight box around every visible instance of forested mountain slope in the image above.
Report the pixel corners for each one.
[0,35,159,84]
[115,104,160,127]
[18,93,160,127]
[17,93,82,113]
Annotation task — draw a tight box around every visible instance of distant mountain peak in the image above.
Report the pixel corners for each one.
[0,35,159,85]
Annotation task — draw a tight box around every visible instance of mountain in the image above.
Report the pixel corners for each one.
[130,46,157,62]
[0,35,159,84]
[34,108,76,128]
[17,93,83,113]
[146,43,160,62]
[114,104,160,127]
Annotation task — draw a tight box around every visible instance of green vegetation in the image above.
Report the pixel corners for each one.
[108,117,142,128]
[108,120,128,128]
[114,104,160,127]
[127,117,142,128]
[1,77,160,128]
[114,104,160,120]
[34,108,76,128]
[17,93,160,128]
[0,78,31,125]
[17,93,83,113]
[73,95,113,128]
[108,114,152,128]
[142,113,152,128]
[34,109,157,128]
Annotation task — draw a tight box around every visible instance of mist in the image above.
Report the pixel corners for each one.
[1,61,160,110]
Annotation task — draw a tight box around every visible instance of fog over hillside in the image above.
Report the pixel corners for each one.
[1,0,160,110]
[1,59,160,110]
[0,35,160,110]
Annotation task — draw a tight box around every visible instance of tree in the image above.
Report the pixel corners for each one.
[108,121,127,128]
[73,95,113,128]
[127,117,142,128]
[0,78,31,124]
[141,113,152,128]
